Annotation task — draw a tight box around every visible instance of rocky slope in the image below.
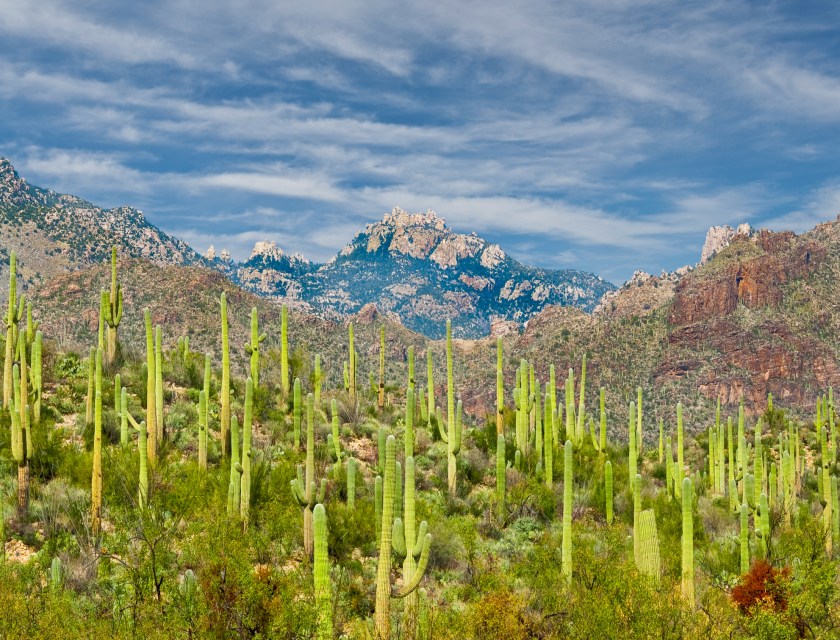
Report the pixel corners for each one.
[0,157,203,299]
[225,207,615,338]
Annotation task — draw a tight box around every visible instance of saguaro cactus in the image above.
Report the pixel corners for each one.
[10,364,31,515]
[328,399,344,478]
[605,460,614,524]
[198,389,208,471]
[378,325,386,411]
[497,434,506,519]
[291,393,327,557]
[348,322,356,401]
[123,404,148,509]
[426,349,436,426]
[438,320,462,496]
[393,455,431,640]
[244,307,267,388]
[228,414,241,517]
[144,309,158,462]
[91,348,103,536]
[740,501,749,574]
[293,378,302,450]
[496,338,504,435]
[637,509,661,582]
[155,326,163,443]
[681,477,695,607]
[4,251,24,408]
[30,330,42,425]
[241,378,254,527]
[103,247,124,364]
[219,293,230,456]
[374,435,431,640]
[562,440,573,582]
[313,503,332,640]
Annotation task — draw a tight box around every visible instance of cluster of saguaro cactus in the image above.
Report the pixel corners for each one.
[374,435,431,640]
[291,392,327,556]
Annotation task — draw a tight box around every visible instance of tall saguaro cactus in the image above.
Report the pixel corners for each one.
[375,435,431,640]
[219,293,230,456]
[103,247,124,364]
[4,251,24,408]
[496,338,504,435]
[497,434,506,519]
[393,455,431,640]
[378,325,386,411]
[91,348,103,536]
[144,309,158,463]
[280,304,290,398]
[10,364,31,515]
[313,503,332,640]
[681,477,695,607]
[240,378,254,527]
[438,320,462,496]
[562,440,573,582]
[291,393,327,557]
[124,405,148,509]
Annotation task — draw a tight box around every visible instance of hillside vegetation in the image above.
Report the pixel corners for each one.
[1,248,840,639]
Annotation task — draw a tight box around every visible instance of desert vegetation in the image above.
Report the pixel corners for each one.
[1,248,840,639]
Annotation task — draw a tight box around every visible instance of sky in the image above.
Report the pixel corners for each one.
[2,1,840,283]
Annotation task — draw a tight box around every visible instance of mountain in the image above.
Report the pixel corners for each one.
[0,157,203,298]
[223,207,614,338]
[0,158,614,337]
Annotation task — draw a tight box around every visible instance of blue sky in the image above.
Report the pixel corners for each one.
[2,1,840,283]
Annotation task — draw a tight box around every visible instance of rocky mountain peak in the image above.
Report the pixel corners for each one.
[250,240,284,261]
[701,223,753,264]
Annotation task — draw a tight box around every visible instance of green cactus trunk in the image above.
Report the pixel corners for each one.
[496,338,504,436]
[544,383,553,487]
[378,325,386,411]
[438,320,461,496]
[633,473,642,565]
[676,402,684,498]
[281,304,290,398]
[239,378,253,529]
[426,349,435,426]
[347,457,356,508]
[293,378,302,450]
[497,434,506,519]
[605,460,614,524]
[628,401,637,486]
[228,415,241,517]
[91,348,103,536]
[198,389,208,471]
[144,309,157,462]
[291,392,326,558]
[740,502,749,574]
[219,293,230,457]
[375,435,397,639]
[562,440,573,582]
[155,325,163,444]
[246,307,266,388]
[637,509,661,581]
[681,477,695,607]
[313,503,332,640]
[104,247,123,365]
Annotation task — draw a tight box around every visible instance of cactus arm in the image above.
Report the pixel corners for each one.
[393,532,432,598]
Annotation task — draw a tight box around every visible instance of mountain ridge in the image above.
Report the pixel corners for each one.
[0,157,614,338]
